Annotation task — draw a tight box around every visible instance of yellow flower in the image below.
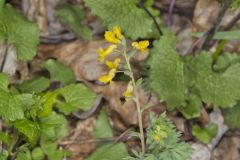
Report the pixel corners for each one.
[106,58,121,69]
[154,134,161,142]
[123,81,134,99]
[97,45,117,62]
[104,26,123,44]
[132,40,149,53]
[99,69,116,84]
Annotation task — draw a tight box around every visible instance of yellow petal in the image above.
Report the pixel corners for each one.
[113,26,123,40]
[104,31,120,44]
[97,45,117,62]
[154,135,161,142]
[99,69,116,84]
[106,58,121,69]
[132,40,149,53]
[123,81,134,99]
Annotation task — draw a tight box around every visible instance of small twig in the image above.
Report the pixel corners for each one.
[137,1,163,36]
[222,10,240,31]
[59,128,133,145]
[167,0,176,27]
[0,43,9,72]
[184,2,229,55]
[73,95,103,119]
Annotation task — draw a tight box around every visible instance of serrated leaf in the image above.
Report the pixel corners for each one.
[55,4,92,40]
[213,52,240,71]
[192,124,218,144]
[178,94,201,119]
[189,52,240,107]
[148,34,185,110]
[0,150,8,160]
[0,93,33,121]
[18,77,50,94]
[86,143,128,160]
[223,103,240,129]
[57,84,96,114]
[84,0,153,39]
[0,132,10,144]
[93,109,113,138]
[41,59,75,85]
[39,112,68,142]
[0,1,39,60]
[14,119,40,145]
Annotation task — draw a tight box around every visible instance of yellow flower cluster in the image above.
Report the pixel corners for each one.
[153,125,167,142]
[97,26,150,100]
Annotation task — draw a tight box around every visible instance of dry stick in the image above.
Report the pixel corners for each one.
[137,1,163,36]
[184,3,229,55]
[167,0,176,27]
[0,43,9,72]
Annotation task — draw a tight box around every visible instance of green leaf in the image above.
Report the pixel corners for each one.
[41,142,70,160]
[223,103,240,129]
[0,132,10,144]
[16,147,32,160]
[84,0,153,39]
[32,147,45,160]
[158,142,192,160]
[0,93,33,121]
[178,94,201,119]
[0,1,39,60]
[18,77,50,94]
[192,124,218,144]
[148,34,185,110]
[192,31,240,40]
[0,73,8,92]
[41,59,75,85]
[86,143,129,160]
[213,52,240,71]
[0,150,8,160]
[39,91,59,117]
[93,109,113,138]
[14,119,40,145]
[55,4,92,40]
[189,52,240,107]
[39,112,68,142]
[57,84,96,114]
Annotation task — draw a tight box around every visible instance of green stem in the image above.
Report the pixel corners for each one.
[122,43,145,155]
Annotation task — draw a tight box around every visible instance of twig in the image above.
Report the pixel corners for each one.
[59,128,133,145]
[0,43,9,72]
[222,10,240,31]
[184,2,229,55]
[137,1,163,36]
[167,0,176,27]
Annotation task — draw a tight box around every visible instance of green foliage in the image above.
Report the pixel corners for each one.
[39,112,68,142]
[93,108,113,138]
[178,94,201,119]
[192,124,218,144]
[14,119,40,145]
[41,59,75,85]
[149,34,240,112]
[145,113,192,160]
[148,34,185,110]
[0,0,39,60]
[192,31,240,40]
[55,4,92,40]
[17,77,50,94]
[84,0,153,39]
[223,103,240,129]
[188,52,240,107]
[31,147,45,160]
[231,0,240,9]
[86,143,129,160]
[57,83,96,114]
